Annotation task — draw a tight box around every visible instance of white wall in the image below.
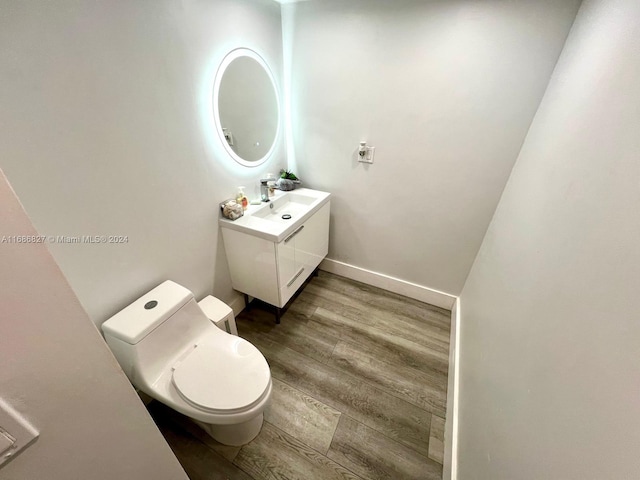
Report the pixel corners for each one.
[283,0,581,295]
[0,170,189,479]
[457,0,640,477]
[0,0,285,325]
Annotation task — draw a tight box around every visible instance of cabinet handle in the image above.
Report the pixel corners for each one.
[284,225,305,244]
[287,267,305,287]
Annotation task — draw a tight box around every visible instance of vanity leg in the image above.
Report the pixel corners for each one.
[275,307,281,324]
[244,294,250,309]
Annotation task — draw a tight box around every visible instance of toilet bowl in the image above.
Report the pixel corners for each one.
[101,280,271,446]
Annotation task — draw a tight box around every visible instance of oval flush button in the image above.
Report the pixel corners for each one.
[144,300,158,310]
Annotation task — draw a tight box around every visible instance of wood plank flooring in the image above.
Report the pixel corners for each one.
[148,271,450,480]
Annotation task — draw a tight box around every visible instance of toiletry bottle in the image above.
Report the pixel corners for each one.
[266,173,276,198]
[236,186,248,211]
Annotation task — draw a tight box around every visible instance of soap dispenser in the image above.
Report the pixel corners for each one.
[236,186,248,211]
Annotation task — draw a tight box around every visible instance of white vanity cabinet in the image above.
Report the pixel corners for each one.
[219,189,330,313]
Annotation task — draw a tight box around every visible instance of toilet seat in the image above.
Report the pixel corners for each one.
[171,341,270,415]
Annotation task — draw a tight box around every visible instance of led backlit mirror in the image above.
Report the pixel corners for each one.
[213,48,280,167]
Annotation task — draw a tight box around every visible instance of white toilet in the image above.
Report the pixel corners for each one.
[101,280,272,446]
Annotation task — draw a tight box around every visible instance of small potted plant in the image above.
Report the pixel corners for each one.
[277,169,301,191]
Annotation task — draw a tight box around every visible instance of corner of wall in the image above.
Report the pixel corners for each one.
[443,297,460,480]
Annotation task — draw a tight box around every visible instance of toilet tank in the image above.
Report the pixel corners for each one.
[101,280,213,388]
[102,280,193,345]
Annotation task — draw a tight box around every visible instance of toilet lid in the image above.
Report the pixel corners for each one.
[171,340,270,413]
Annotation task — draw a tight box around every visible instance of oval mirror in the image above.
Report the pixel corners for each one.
[213,48,280,167]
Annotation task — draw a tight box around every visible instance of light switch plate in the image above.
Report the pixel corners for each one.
[366,146,375,163]
[358,146,375,164]
[0,398,39,468]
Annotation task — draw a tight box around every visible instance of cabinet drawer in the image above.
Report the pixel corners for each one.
[279,265,308,307]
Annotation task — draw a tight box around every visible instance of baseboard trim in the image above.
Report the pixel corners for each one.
[319,258,456,310]
[443,298,461,480]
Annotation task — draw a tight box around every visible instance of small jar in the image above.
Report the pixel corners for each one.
[266,173,276,197]
[260,180,269,202]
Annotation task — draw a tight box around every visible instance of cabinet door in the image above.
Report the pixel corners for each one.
[295,202,330,274]
[222,227,280,306]
[276,202,330,307]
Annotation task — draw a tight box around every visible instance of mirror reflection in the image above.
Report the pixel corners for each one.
[214,49,279,166]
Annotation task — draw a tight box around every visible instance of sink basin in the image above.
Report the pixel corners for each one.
[219,188,331,242]
[253,191,316,223]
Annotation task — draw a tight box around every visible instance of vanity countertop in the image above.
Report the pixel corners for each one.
[219,188,331,242]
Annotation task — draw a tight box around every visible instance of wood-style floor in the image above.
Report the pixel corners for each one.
[148,271,450,480]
